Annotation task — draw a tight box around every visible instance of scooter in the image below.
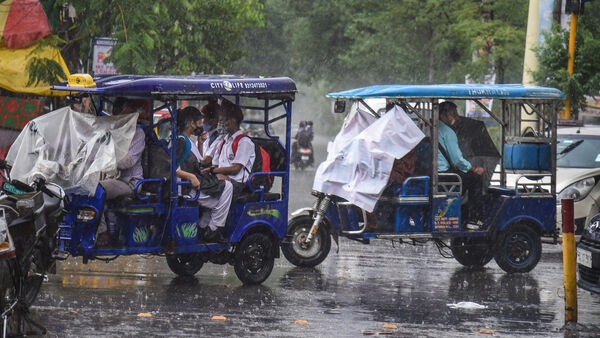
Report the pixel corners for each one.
[0,160,65,337]
[292,142,314,170]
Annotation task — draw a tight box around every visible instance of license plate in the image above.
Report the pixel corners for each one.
[577,247,593,269]
[301,155,309,161]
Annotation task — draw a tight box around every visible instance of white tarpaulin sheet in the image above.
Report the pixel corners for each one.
[313,104,425,212]
[6,107,138,195]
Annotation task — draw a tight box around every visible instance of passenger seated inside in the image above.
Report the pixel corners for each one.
[198,100,224,168]
[438,101,486,226]
[175,106,233,244]
[367,142,419,232]
[96,98,146,247]
[204,99,256,197]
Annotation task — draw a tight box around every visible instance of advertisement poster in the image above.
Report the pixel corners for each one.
[92,37,117,75]
[465,74,495,118]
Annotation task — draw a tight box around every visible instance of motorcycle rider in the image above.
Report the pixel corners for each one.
[292,120,314,166]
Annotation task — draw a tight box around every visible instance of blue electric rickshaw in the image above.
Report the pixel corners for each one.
[282,84,564,273]
[13,74,296,285]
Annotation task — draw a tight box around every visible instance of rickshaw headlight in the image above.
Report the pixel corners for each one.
[557,177,596,203]
[76,208,97,222]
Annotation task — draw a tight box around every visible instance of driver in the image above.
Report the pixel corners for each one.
[438,101,485,226]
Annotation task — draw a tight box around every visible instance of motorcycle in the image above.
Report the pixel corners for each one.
[291,142,314,170]
[0,160,65,337]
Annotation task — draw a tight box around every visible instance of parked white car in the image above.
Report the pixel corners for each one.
[493,125,600,236]
[556,125,600,235]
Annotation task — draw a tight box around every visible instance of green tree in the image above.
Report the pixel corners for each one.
[232,0,529,135]
[235,0,527,87]
[59,0,265,75]
[533,2,600,117]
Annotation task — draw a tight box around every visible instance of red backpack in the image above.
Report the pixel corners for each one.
[218,134,273,191]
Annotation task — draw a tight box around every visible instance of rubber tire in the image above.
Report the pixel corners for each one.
[166,253,204,277]
[281,214,331,268]
[13,235,43,308]
[0,258,17,312]
[493,223,542,273]
[450,237,493,268]
[234,232,275,285]
[0,258,20,335]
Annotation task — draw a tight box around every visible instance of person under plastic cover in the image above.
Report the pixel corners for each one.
[313,102,426,231]
[96,98,146,246]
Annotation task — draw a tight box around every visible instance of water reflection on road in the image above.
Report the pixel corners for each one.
[31,242,600,337]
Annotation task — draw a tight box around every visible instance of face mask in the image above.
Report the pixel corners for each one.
[193,127,203,136]
[203,122,212,132]
[217,122,227,135]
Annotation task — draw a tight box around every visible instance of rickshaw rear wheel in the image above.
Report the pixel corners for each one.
[493,223,541,273]
[234,232,275,285]
[166,253,204,277]
[450,236,493,268]
[281,214,331,267]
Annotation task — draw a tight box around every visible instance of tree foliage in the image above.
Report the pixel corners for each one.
[34,0,600,128]
[533,2,600,116]
[233,0,527,89]
[60,0,264,75]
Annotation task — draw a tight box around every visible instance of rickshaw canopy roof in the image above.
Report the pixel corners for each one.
[52,74,297,100]
[327,84,565,100]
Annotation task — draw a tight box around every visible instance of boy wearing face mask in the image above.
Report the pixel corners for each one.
[199,100,225,168]
[176,106,232,243]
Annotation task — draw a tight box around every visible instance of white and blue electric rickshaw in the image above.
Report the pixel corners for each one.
[282,84,564,273]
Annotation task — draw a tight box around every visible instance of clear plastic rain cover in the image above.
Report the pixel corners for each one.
[6,107,138,195]
[313,104,425,212]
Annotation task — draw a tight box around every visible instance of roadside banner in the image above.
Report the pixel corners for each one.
[465,74,495,118]
[0,0,51,49]
[92,37,117,75]
[0,41,70,96]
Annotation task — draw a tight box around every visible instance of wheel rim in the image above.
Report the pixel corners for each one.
[292,226,321,258]
[241,240,270,274]
[504,232,533,266]
[176,254,196,269]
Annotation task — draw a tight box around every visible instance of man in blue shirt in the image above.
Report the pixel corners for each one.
[438,101,485,224]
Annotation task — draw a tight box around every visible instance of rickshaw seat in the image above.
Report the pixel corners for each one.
[235,191,281,203]
[487,186,516,196]
[379,176,430,205]
[111,178,168,214]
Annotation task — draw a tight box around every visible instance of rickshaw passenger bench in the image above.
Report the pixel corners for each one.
[111,178,168,214]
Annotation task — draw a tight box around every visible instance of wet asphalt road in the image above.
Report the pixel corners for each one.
[20,136,600,337]
[29,241,600,337]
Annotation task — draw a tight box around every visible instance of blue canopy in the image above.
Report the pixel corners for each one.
[327,84,564,100]
[52,74,297,100]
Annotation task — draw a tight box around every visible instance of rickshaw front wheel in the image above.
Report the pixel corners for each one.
[166,253,204,277]
[450,236,493,268]
[281,214,331,268]
[234,232,275,285]
[493,223,542,273]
